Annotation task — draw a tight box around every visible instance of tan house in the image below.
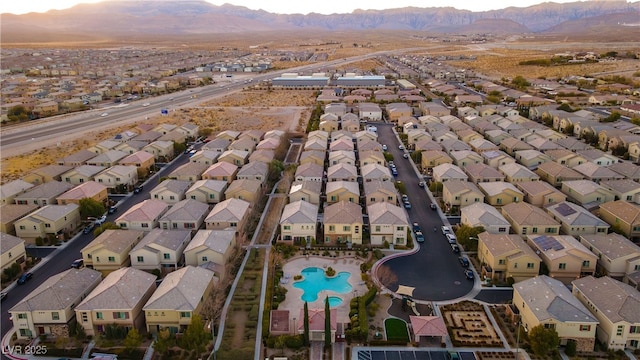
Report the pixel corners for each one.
[14,181,74,207]
[236,161,269,184]
[150,179,192,205]
[130,229,192,271]
[202,162,239,183]
[478,182,523,208]
[517,181,567,208]
[23,165,73,185]
[536,162,585,188]
[168,162,209,183]
[184,229,236,279]
[450,150,483,168]
[118,151,155,174]
[327,163,358,182]
[572,162,624,184]
[9,268,102,340]
[0,204,39,235]
[288,180,322,205]
[499,137,533,156]
[299,150,326,167]
[545,202,609,236]
[75,267,157,336]
[526,235,597,284]
[86,150,128,168]
[328,150,356,166]
[116,199,169,231]
[325,181,360,205]
[60,165,106,185]
[323,201,363,245]
[464,163,505,184]
[143,266,216,334]
[142,140,175,161]
[368,202,408,246]
[361,163,392,182]
[56,181,108,207]
[329,137,355,152]
[190,150,221,166]
[561,180,615,209]
[224,179,263,205]
[477,232,541,283]
[499,163,540,183]
[578,233,640,280]
[218,149,249,167]
[81,229,144,274]
[513,275,598,351]
[514,149,552,170]
[442,181,484,209]
[279,200,318,245]
[363,180,398,207]
[94,165,138,191]
[432,163,468,183]
[205,198,251,232]
[58,149,96,166]
[88,140,121,154]
[1,180,35,205]
[421,150,453,170]
[358,150,386,167]
[460,202,511,234]
[572,276,640,351]
[502,202,560,238]
[159,199,209,231]
[600,179,640,203]
[0,232,26,273]
[14,204,81,242]
[599,200,640,240]
[185,180,228,205]
[545,149,588,168]
[482,150,516,169]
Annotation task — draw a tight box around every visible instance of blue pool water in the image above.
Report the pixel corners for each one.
[293,267,352,304]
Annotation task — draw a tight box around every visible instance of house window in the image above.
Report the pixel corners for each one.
[154,194,159,199]
[582,260,590,267]
[113,312,128,319]
[169,196,175,200]
[546,228,557,233]
[559,263,567,270]
[617,325,624,336]
[580,325,591,331]
[230,222,237,227]
[180,312,191,318]
[396,226,404,231]
[19,225,25,230]
[329,225,335,232]
[141,223,149,228]
[45,223,51,228]
[498,227,506,233]
[209,194,215,199]
[137,256,144,263]
[343,226,351,231]
[173,223,178,229]
[284,226,291,230]
[527,263,535,269]
[355,226,359,234]
[190,195,197,200]
[163,253,170,260]
[522,227,527,235]
[108,256,115,262]
[120,223,127,228]
[597,228,606,233]
[630,326,640,334]
[543,323,556,330]
[330,196,337,202]
[375,226,381,232]
[532,227,538,234]
[17,313,27,319]
[82,313,88,322]
[201,256,208,262]
[496,198,502,204]
[96,312,103,319]
[498,259,506,265]
[52,312,59,321]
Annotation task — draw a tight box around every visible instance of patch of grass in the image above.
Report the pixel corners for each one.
[384,318,409,343]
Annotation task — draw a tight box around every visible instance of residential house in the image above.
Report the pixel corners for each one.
[295,163,324,182]
[460,202,511,234]
[319,117,338,133]
[517,181,567,208]
[250,149,276,164]
[484,130,512,145]
[464,163,505,184]
[572,276,640,351]
[14,204,81,242]
[363,180,398,207]
[303,137,328,152]
[482,150,516,169]
[216,130,240,143]
[421,150,453,170]
[545,149,588,168]
[502,202,561,238]
[450,150,483,168]
[599,200,640,240]
[515,149,552,170]
[361,163,392,182]
[561,180,615,209]
[499,163,540,183]
[86,150,128,168]
[9,268,102,340]
[150,180,191,205]
[536,162,585,188]
[368,202,408,246]
[299,150,326,167]
[130,229,192,271]
[477,232,541,282]
[58,150,96,166]
[202,162,239,184]
[115,140,148,155]
[601,179,640,203]
[74,267,157,336]
[132,131,162,144]
[432,163,468,183]
[56,181,108,206]
[607,162,640,182]
[189,150,221,166]
[143,266,216,334]
[526,235,597,284]
[0,204,38,235]
[554,137,593,152]
[205,198,251,232]
[468,138,499,153]
[218,149,249,167]
[238,130,264,144]
[118,151,155,175]
[328,150,356,166]
[224,179,263,205]
[159,199,209,231]
[23,165,73,185]
[357,138,383,152]
[325,181,360,205]
[185,179,227,205]
[513,275,598,351]
[168,162,209,183]
[256,138,280,151]
[116,200,169,231]
[578,233,640,280]
[202,137,230,153]
[236,161,269,184]
[499,137,533,156]
[0,180,35,205]
[279,200,318,245]
[577,149,619,166]
[440,139,471,154]
[0,233,26,273]
[288,180,322,205]
[60,165,106,185]
[329,137,355,152]
[327,163,358,182]
[94,165,138,191]
[545,201,609,236]
[142,140,175,161]
[359,150,385,167]
[184,229,236,279]
[443,181,485,209]
[323,201,363,245]
[14,181,74,207]
[478,182,524,208]
[81,229,144,274]
[572,163,624,184]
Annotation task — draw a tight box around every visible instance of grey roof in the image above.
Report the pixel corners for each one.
[30,204,79,221]
[461,202,510,227]
[515,275,598,323]
[0,204,39,222]
[325,181,360,196]
[14,181,74,200]
[280,200,318,224]
[572,276,640,323]
[0,180,34,199]
[363,179,397,196]
[236,161,268,177]
[579,233,640,261]
[600,179,640,195]
[132,228,191,252]
[187,179,228,194]
[81,229,145,254]
[367,202,408,225]
[160,199,209,222]
[289,180,322,196]
[143,266,215,311]
[185,229,235,254]
[153,179,192,195]
[10,268,102,312]
[0,232,23,254]
[206,198,250,223]
[66,165,106,177]
[546,201,609,227]
[75,267,156,311]
[324,201,362,224]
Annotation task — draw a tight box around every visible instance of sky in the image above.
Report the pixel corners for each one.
[1,0,588,15]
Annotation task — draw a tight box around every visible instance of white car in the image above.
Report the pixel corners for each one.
[441,226,452,235]
[100,112,108,117]
[142,103,150,107]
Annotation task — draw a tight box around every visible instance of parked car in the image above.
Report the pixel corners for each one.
[403,153,409,159]
[441,226,452,235]
[95,215,107,225]
[108,206,117,214]
[464,269,474,280]
[398,145,405,150]
[133,185,143,194]
[17,272,33,285]
[382,144,388,151]
[83,224,94,234]
[445,233,457,244]
[71,259,84,269]
[430,203,437,210]
[403,200,411,209]
[0,292,7,302]
[450,244,460,253]
[412,222,421,233]
[459,256,470,268]
[418,181,425,188]
[415,231,424,243]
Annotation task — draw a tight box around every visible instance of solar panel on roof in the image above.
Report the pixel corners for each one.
[555,202,576,217]
[533,235,564,251]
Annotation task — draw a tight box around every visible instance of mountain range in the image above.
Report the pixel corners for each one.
[1,0,639,41]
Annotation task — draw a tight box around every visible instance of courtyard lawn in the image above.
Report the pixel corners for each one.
[384,318,410,342]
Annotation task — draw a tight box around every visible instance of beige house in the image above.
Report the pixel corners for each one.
[130,229,192,271]
[15,204,81,242]
[185,179,228,205]
[0,204,38,235]
[299,150,326,167]
[600,179,640,203]
[205,198,251,232]
[159,199,209,231]
[288,180,322,205]
[150,179,191,205]
[513,275,598,351]
[1,180,35,205]
[358,150,386,167]
[578,233,640,280]
[420,150,453,170]
[56,181,108,206]
[327,163,358,182]
[499,163,540,183]
[190,150,221,166]
[118,151,156,174]
[478,182,523,208]
[545,149,588,168]
[432,163,468,183]
[368,202,408,246]
[75,267,157,336]
[168,162,209,183]
[295,163,324,182]
[325,181,360,205]
[0,233,26,273]
[572,162,624,184]
[323,201,363,245]
[363,180,398,207]
[599,200,640,240]
[572,276,640,350]
[304,137,328,152]
[516,181,566,208]
[499,137,533,156]
[142,140,175,161]
[502,202,560,238]
[482,150,516,169]
[450,150,483,168]
[561,180,615,208]
[9,268,102,340]
[514,149,552,170]
[116,199,169,231]
[81,229,145,274]
[461,202,511,234]
[329,137,355,152]
[536,162,585,188]
[328,150,356,166]
[60,165,106,185]
[526,235,597,284]
[143,266,216,334]
[218,149,249,167]
[224,179,263,205]
[184,229,236,279]
[202,162,239,184]
[546,202,609,236]
[236,161,269,184]
[279,200,318,245]
[464,163,505,184]
[477,232,541,283]
[22,165,73,185]
[442,181,484,209]
[249,149,276,164]
[14,181,74,207]
[58,149,96,167]
[86,150,128,168]
[94,165,138,191]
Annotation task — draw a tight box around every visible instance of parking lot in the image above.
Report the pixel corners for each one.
[355,349,477,360]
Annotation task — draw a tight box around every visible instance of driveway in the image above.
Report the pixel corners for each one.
[373,123,475,302]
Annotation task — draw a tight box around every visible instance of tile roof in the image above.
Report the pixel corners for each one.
[478,182,523,197]
[324,201,362,224]
[502,202,559,226]
[572,276,640,323]
[206,198,250,223]
[82,229,144,254]
[477,232,538,258]
[0,180,34,199]
[117,200,168,222]
[132,228,191,253]
[186,229,235,255]
[599,200,640,225]
[160,199,209,222]
[546,201,609,227]
[461,202,510,227]
[0,232,23,254]
[30,203,79,221]
[14,181,74,200]
[75,267,156,311]
[579,233,640,261]
[280,200,319,224]
[367,202,407,225]
[143,266,215,311]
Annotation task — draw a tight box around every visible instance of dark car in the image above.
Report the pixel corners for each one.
[459,256,470,267]
[0,292,7,302]
[430,203,437,210]
[464,269,474,280]
[108,206,117,214]
[17,272,33,285]
[412,222,421,233]
[83,224,94,234]
[451,244,460,253]
[415,231,424,243]
[71,259,84,269]
[133,185,143,194]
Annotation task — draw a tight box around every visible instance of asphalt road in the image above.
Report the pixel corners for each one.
[0,146,198,355]
[373,123,475,302]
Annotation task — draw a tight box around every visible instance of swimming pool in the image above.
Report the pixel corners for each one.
[293,267,352,304]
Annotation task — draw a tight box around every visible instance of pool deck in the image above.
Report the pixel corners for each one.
[278,255,369,328]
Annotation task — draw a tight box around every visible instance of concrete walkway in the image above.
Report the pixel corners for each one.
[333,341,345,360]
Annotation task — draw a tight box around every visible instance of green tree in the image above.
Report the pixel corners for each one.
[601,111,621,123]
[198,127,213,139]
[173,142,187,154]
[93,222,120,237]
[429,182,443,197]
[565,339,577,356]
[124,328,143,352]
[79,198,106,219]
[153,329,174,355]
[180,314,209,353]
[528,324,560,356]
[455,225,485,252]
[303,302,310,346]
[7,105,29,122]
[511,75,531,90]
[324,297,331,348]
